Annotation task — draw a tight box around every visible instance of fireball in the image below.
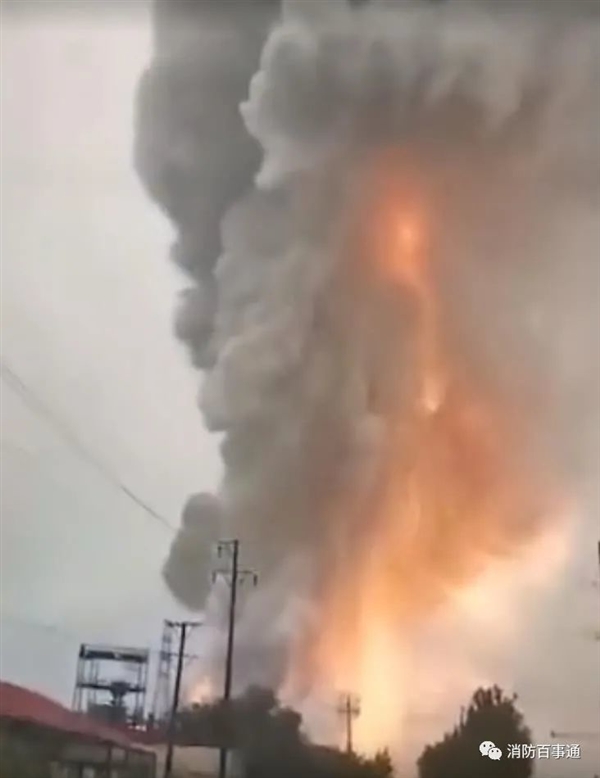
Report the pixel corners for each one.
[284,175,569,753]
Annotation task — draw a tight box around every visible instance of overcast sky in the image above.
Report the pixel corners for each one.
[0,2,598,775]
[0,0,220,705]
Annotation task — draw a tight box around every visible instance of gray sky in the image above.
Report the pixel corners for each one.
[0,0,220,705]
[0,2,598,775]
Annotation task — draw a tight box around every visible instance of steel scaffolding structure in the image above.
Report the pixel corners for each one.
[73,643,149,727]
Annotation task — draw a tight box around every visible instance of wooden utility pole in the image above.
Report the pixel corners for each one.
[223,540,239,713]
[163,620,202,778]
[337,693,361,754]
[213,540,257,778]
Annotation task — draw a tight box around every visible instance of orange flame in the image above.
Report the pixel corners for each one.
[391,210,445,415]
[283,178,569,754]
[188,676,216,706]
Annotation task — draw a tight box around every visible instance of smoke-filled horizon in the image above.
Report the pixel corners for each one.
[134,0,599,757]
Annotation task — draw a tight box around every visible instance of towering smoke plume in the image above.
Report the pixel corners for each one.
[135,0,599,757]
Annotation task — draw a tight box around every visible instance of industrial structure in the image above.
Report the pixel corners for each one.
[1,681,156,777]
[73,644,150,728]
[151,622,175,727]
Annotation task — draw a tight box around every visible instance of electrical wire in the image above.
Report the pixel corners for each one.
[0,614,201,659]
[1,359,176,533]
[0,613,76,642]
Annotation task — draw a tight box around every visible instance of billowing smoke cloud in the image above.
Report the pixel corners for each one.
[135,0,599,754]
[135,0,278,608]
[162,492,222,609]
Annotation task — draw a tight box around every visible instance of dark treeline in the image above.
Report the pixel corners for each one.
[176,684,532,778]
[418,686,534,778]
[177,686,393,778]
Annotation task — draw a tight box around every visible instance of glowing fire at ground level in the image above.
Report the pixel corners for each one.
[281,525,570,757]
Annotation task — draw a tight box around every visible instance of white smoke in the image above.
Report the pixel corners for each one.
[135,0,600,753]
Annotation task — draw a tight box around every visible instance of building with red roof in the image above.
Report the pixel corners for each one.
[0,680,156,777]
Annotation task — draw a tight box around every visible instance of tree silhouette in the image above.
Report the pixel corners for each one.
[177,686,394,778]
[418,686,533,778]
[311,746,395,778]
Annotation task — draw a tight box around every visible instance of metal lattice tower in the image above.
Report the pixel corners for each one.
[151,620,176,726]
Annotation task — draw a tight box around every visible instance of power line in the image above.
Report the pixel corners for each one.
[0,613,76,641]
[0,613,202,660]
[1,359,176,533]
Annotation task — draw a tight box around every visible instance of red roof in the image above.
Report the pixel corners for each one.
[0,681,147,750]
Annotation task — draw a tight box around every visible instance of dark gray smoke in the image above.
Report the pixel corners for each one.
[135,0,275,369]
[135,0,600,701]
[135,0,279,608]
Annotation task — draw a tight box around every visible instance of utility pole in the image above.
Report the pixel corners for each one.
[213,540,258,778]
[163,620,202,778]
[337,693,361,754]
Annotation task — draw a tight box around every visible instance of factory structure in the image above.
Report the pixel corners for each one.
[66,626,225,777]
[0,680,156,778]
[69,623,186,732]
[0,621,226,778]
